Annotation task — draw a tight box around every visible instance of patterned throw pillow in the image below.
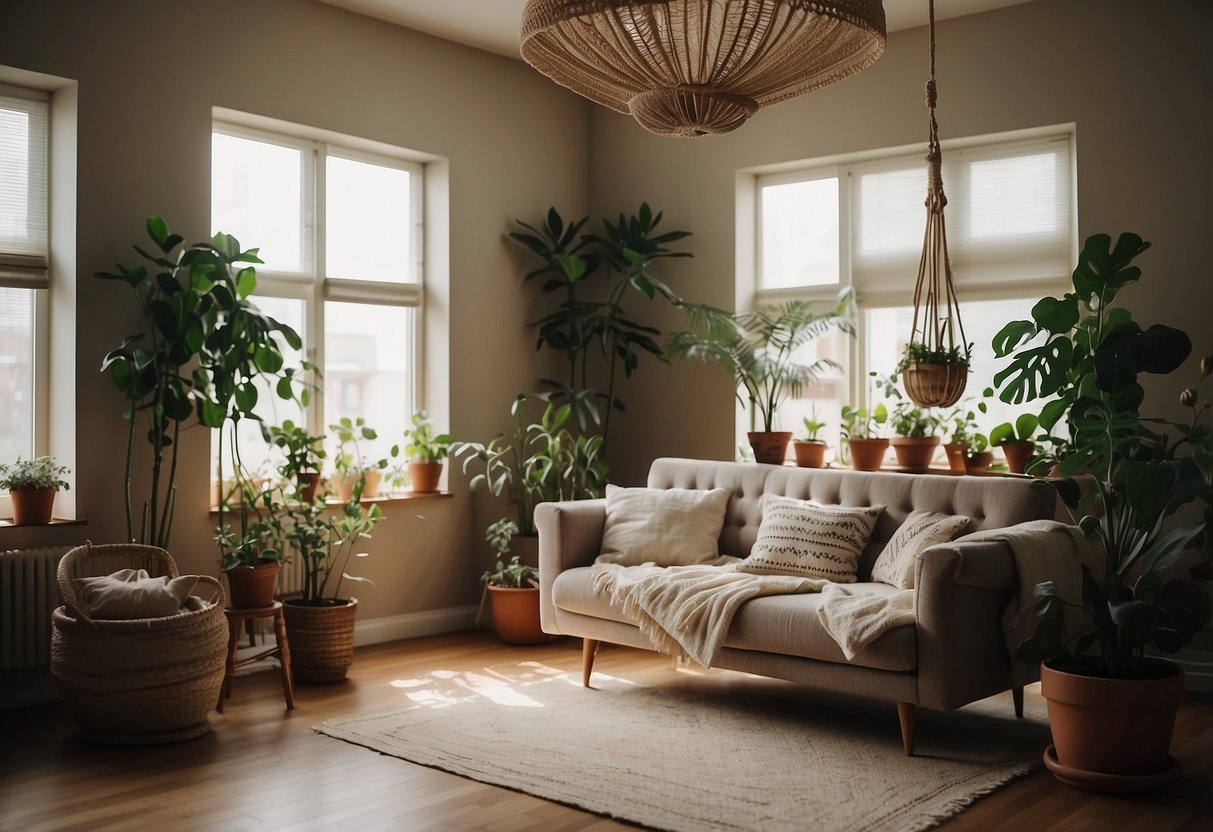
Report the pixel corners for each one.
[737,495,884,582]
[870,510,971,589]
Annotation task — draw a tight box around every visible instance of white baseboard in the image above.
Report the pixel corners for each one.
[353,604,478,647]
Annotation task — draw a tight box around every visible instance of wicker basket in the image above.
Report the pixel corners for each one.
[903,361,967,408]
[282,598,358,683]
[50,543,228,744]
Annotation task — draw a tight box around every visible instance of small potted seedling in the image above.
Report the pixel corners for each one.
[793,409,829,468]
[989,413,1040,474]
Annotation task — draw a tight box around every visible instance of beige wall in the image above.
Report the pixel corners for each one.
[588,0,1213,485]
[0,0,589,623]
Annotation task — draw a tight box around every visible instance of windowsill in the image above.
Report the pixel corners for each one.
[0,517,87,529]
[207,491,453,515]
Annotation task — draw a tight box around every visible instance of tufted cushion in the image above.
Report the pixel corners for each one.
[871,510,972,589]
[647,458,1057,579]
[736,495,884,581]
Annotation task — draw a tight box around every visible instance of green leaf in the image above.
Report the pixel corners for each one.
[235,382,258,413]
[200,399,227,428]
[991,320,1038,357]
[235,267,257,299]
[1094,322,1191,393]
[148,299,179,339]
[1038,397,1069,432]
[989,422,1013,447]
[993,337,1073,404]
[1015,412,1039,440]
[1030,296,1079,335]
[146,217,169,249]
[253,345,284,374]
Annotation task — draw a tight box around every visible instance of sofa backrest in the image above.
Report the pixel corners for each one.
[647,458,1057,579]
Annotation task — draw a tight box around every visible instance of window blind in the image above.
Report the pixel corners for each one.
[0,87,49,290]
[850,135,1072,295]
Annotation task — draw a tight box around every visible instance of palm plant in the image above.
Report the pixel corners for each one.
[668,290,856,432]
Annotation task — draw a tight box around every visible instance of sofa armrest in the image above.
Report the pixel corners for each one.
[914,538,1017,711]
[535,498,606,635]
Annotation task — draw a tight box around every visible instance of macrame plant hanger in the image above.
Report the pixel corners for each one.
[903,0,968,409]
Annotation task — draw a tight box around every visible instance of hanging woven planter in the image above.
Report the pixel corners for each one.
[903,0,969,409]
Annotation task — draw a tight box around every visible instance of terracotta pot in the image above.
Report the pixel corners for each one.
[890,436,941,473]
[964,451,994,474]
[224,560,280,609]
[407,461,443,494]
[747,431,792,465]
[793,440,827,468]
[1040,661,1184,786]
[282,598,358,683]
[333,470,383,502]
[296,471,321,502]
[10,488,56,525]
[487,585,550,645]
[943,442,968,473]
[1000,441,1036,475]
[847,437,889,471]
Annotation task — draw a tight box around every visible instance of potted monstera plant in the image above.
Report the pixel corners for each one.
[668,291,856,464]
[997,232,1211,790]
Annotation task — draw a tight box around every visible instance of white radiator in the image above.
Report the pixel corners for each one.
[1,546,71,671]
[278,555,305,598]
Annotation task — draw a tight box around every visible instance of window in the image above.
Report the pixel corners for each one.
[211,122,424,485]
[750,129,1075,450]
[0,84,49,508]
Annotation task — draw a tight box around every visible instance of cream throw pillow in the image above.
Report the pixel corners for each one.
[597,484,731,566]
[871,510,971,589]
[737,495,884,582]
[75,568,200,620]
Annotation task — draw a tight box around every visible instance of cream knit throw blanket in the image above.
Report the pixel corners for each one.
[817,520,1087,672]
[591,556,828,667]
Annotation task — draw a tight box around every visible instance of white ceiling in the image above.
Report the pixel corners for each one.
[317,0,1038,59]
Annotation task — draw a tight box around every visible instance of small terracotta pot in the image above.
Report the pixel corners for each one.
[1041,661,1184,781]
[943,442,968,473]
[964,451,994,474]
[296,471,321,502]
[1000,441,1036,475]
[333,470,383,502]
[224,560,280,609]
[890,436,941,473]
[10,488,57,525]
[793,440,827,468]
[747,432,792,465]
[407,461,443,494]
[847,437,889,471]
[487,585,550,645]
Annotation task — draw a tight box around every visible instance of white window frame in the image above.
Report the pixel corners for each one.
[0,83,51,519]
[748,125,1077,416]
[211,119,427,476]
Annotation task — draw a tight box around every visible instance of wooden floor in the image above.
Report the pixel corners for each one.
[1,631,1209,831]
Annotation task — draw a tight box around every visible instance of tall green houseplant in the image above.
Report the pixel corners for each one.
[993,233,1210,678]
[510,204,692,446]
[98,218,308,549]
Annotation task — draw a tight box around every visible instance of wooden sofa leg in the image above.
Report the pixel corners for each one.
[582,639,599,687]
[1012,685,1024,719]
[896,702,916,756]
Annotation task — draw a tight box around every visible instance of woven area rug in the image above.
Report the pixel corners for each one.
[315,663,1050,832]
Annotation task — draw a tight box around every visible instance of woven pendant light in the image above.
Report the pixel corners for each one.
[902,0,968,409]
[520,1,887,138]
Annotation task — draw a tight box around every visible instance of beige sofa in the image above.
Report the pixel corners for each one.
[536,457,1058,755]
